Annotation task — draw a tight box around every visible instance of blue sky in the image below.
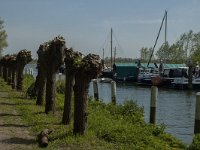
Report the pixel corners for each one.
[1,0,200,59]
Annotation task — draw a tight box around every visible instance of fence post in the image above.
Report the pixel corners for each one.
[93,79,99,100]
[150,86,158,124]
[111,81,116,104]
[194,92,200,134]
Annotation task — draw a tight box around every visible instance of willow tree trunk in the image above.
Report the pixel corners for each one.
[16,66,24,91]
[36,66,46,105]
[7,67,12,85]
[11,67,16,89]
[45,72,56,114]
[73,77,89,134]
[3,66,7,82]
[0,65,2,77]
[62,72,75,124]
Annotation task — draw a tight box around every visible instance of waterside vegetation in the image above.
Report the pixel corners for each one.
[0,75,189,149]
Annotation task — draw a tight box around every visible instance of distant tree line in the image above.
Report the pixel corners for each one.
[104,57,136,65]
[0,17,8,57]
[140,30,200,64]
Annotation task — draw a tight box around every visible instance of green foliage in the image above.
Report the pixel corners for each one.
[56,79,65,94]
[0,17,8,57]
[74,57,82,66]
[22,74,35,92]
[140,47,154,62]
[104,57,136,64]
[188,134,200,150]
[139,30,200,64]
[88,99,185,149]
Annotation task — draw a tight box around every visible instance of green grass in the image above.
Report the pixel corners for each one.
[188,134,200,150]
[0,75,187,149]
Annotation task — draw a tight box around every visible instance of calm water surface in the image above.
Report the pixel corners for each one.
[88,82,196,145]
[25,64,196,144]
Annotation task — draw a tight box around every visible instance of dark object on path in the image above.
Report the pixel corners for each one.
[37,129,53,147]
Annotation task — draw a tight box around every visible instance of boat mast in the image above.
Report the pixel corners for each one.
[103,48,105,60]
[147,11,167,67]
[114,46,116,64]
[111,28,113,68]
[102,48,105,69]
[165,10,167,45]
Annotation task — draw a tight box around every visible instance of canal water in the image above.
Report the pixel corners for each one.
[88,82,196,145]
[25,64,196,145]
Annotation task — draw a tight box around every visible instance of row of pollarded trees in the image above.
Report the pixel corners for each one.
[35,36,102,134]
[0,49,32,90]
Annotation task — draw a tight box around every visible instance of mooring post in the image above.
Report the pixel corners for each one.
[31,68,34,76]
[93,79,99,100]
[111,81,116,104]
[150,86,158,124]
[194,92,200,134]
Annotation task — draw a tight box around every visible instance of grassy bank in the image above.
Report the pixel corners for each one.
[1,75,188,149]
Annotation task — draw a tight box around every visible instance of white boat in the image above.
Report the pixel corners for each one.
[98,77,113,83]
[137,67,159,84]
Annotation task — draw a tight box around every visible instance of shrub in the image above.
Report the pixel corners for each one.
[23,74,35,92]
[188,134,200,150]
[56,79,65,94]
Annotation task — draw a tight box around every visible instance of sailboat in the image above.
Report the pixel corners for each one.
[149,10,169,86]
[137,11,167,85]
[100,28,114,80]
[150,11,189,87]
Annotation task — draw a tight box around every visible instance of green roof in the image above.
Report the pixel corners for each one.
[163,64,186,68]
[114,63,156,68]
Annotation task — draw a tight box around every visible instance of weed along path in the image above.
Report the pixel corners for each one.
[0,88,36,149]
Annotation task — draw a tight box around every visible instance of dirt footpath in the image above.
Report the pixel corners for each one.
[0,90,36,150]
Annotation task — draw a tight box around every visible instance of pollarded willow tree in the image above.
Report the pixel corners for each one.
[73,54,102,134]
[2,54,10,82]
[16,49,32,91]
[9,54,17,89]
[62,48,82,124]
[36,44,47,105]
[7,55,12,85]
[40,36,65,114]
[0,59,2,77]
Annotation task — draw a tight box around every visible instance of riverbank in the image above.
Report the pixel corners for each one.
[0,75,187,149]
